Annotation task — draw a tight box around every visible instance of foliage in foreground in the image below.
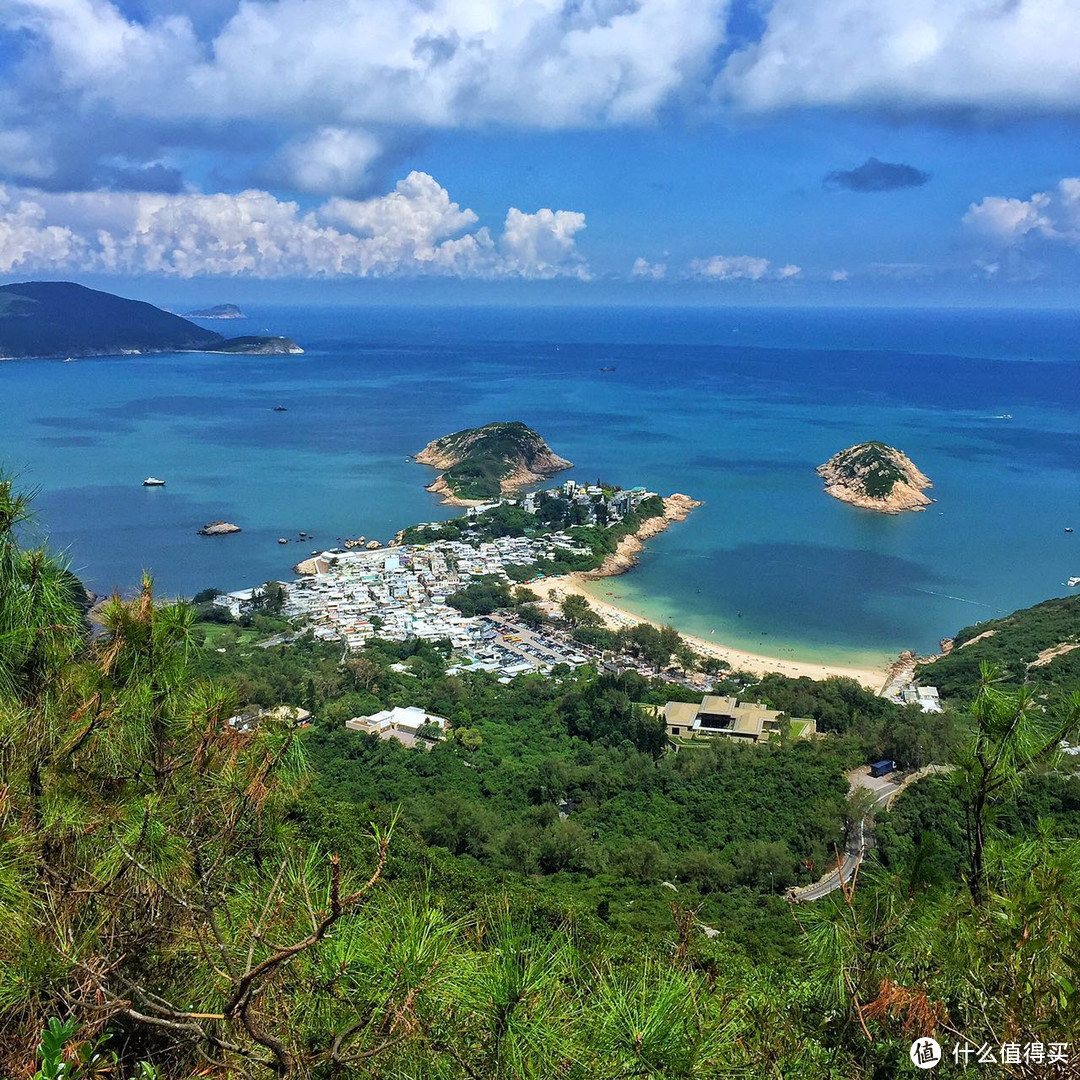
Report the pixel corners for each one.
[2,476,1080,1079]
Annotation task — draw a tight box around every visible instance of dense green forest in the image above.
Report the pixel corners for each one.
[2,476,1080,1079]
[924,593,1080,702]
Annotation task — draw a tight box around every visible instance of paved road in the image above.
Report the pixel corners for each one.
[791,771,900,903]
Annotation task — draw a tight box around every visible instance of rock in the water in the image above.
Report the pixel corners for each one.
[197,520,242,536]
[817,442,932,514]
[365,539,382,550]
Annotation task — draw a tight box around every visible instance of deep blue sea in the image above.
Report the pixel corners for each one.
[3,304,1078,666]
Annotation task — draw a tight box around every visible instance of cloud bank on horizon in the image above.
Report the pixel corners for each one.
[1,0,1079,285]
[0,173,590,279]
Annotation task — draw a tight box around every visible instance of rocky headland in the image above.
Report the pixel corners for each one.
[415,421,572,504]
[817,442,933,514]
[211,336,304,355]
[582,494,702,578]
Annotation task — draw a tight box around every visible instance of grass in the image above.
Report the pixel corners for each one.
[196,622,260,648]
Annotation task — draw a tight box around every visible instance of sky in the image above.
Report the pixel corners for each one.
[1,0,1080,305]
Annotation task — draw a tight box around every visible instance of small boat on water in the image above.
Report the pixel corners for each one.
[1069,576,1080,587]
[278,537,289,545]
[142,477,166,487]
[599,365,617,373]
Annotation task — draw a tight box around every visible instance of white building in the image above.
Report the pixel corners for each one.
[345,705,449,749]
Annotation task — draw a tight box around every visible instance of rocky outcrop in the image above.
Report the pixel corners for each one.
[197,521,241,536]
[817,442,932,514]
[213,336,304,355]
[415,421,572,502]
[583,494,702,579]
[186,304,246,319]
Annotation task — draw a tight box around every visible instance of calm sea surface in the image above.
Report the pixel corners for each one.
[2,304,1077,665]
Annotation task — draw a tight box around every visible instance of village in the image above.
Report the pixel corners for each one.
[214,480,668,682]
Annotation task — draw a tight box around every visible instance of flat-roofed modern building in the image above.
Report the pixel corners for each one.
[663,695,816,744]
[345,705,448,749]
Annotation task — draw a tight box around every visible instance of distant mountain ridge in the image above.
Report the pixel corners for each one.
[0,281,301,358]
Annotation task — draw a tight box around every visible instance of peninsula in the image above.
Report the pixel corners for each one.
[415,421,572,504]
[0,281,302,358]
[817,442,933,514]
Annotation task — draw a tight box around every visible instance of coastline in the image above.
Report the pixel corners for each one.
[537,495,890,690]
[542,574,889,689]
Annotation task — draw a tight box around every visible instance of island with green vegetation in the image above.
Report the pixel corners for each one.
[414,420,572,503]
[184,303,246,319]
[209,334,303,355]
[1,470,1078,1078]
[817,440,933,513]
[0,281,302,358]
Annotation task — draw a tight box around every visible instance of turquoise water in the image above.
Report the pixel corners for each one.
[1,304,1077,664]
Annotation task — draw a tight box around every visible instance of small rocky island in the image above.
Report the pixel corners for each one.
[185,303,246,319]
[415,421,572,504]
[817,442,933,513]
[197,521,242,536]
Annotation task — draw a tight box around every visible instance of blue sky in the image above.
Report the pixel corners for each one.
[2,0,1080,304]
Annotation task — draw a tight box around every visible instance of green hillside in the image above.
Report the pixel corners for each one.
[1,473,1078,1078]
[0,281,301,358]
[416,420,572,500]
[924,592,1080,700]
[0,280,221,357]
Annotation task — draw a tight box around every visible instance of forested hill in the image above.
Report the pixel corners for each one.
[922,592,1080,699]
[0,281,220,357]
[0,281,300,357]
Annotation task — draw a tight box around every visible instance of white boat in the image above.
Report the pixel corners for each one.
[1068,576,1080,588]
[142,476,166,487]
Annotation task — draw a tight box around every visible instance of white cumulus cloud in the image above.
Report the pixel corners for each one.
[277,128,383,197]
[686,255,773,281]
[964,178,1080,245]
[631,256,666,279]
[0,172,589,279]
[5,0,729,128]
[722,0,1080,114]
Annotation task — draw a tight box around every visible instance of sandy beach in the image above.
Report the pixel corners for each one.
[540,572,890,689]
[533,493,891,690]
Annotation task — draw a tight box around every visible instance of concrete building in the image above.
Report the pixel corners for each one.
[899,686,942,713]
[664,695,816,744]
[345,705,449,749]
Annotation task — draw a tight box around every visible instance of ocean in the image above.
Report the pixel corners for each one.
[2,304,1077,667]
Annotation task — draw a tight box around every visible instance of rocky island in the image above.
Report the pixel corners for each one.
[197,521,242,536]
[185,303,246,319]
[0,281,302,358]
[817,442,933,513]
[415,421,572,504]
